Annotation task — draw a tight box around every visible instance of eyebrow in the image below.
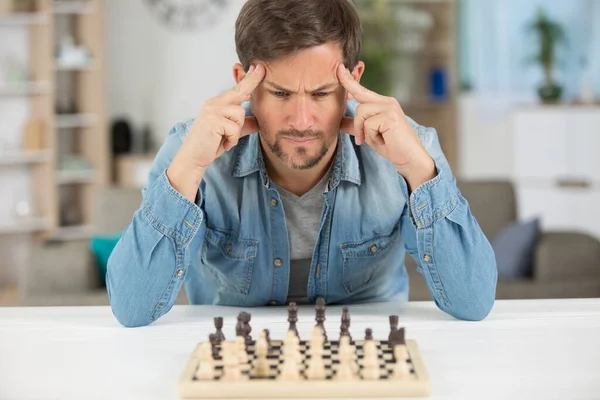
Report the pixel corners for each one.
[264,80,339,93]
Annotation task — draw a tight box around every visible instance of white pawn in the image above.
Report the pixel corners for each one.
[334,336,356,381]
[279,350,302,380]
[360,340,380,380]
[253,332,270,378]
[221,342,244,381]
[392,345,412,380]
[194,342,214,380]
[236,336,249,364]
[284,330,302,365]
[305,326,326,380]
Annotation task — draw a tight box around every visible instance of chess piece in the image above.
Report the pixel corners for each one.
[284,330,302,365]
[221,342,244,381]
[360,339,380,380]
[334,336,357,380]
[365,328,373,341]
[214,317,225,343]
[315,297,327,342]
[287,302,299,338]
[252,332,270,378]
[389,327,405,360]
[242,312,253,346]
[388,315,398,348]
[235,313,244,337]
[263,329,271,352]
[194,342,214,380]
[391,344,412,380]
[305,326,326,379]
[236,336,249,364]
[208,333,219,359]
[279,342,302,381]
[340,306,352,341]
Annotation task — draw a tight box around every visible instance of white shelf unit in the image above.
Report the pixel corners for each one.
[512,105,600,240]
[0,81,52,96]
[0,150,53,165]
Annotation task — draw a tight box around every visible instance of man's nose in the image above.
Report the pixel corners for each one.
[289,97,315,131]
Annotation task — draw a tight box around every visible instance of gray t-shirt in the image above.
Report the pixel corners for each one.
[272,165,333,304]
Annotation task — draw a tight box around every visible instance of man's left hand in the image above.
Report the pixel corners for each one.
[337,64,436,191]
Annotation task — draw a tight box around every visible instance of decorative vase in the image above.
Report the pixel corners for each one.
[537,81,562,104]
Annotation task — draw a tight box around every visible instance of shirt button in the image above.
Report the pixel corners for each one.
[269,300,278,306]
[271,199,278,207]
[423,254,431,262]
[370,244,377,253]
[273,258,282,267]
[176,269,183,277]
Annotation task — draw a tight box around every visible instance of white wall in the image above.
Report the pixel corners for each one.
[105,0,245,145]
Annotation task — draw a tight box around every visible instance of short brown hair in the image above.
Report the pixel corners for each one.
[235,0,362,71]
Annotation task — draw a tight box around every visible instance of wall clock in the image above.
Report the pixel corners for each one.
[145,0,230,31]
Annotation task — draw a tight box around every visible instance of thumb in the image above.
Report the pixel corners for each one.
[241,116,259,137]
[340,117,355,136]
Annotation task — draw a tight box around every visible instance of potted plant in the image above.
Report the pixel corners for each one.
[527,7,566,103]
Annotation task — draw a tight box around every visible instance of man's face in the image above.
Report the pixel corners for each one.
[236,42,361,171]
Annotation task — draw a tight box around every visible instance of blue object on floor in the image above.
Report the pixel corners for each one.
[89,233,122,285]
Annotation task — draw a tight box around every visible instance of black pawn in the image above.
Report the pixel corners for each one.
[315,297,327,341]
[365,328,373,341]
[287,302,299,338]
[214,317,225,344]
[388,315,398,348]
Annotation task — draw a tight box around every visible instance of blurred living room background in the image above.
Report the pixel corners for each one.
[0,0,599,307]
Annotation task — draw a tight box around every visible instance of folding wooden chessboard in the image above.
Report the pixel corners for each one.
[178,338,431,398]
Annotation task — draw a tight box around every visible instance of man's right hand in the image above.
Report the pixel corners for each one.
[167,64,265,201]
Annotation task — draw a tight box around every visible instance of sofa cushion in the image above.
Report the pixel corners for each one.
[456,180,517,241]
[492,219,540,279]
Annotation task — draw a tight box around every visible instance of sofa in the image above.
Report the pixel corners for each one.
[406,180,600,301]
[20,180,600,306]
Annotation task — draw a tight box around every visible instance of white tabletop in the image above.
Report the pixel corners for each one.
[0,299,599,400]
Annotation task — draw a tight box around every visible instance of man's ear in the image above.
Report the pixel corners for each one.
[352,61,365,83]
[232,63,246,84]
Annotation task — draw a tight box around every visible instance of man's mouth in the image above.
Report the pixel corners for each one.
[284,137,317,143]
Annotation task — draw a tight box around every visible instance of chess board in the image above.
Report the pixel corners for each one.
[178,338,431,398]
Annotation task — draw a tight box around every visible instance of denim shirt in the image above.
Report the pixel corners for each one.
[106,100,498,327]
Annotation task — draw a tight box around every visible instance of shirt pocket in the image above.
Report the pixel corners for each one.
[201,226,258,295]
[340,225,399,295]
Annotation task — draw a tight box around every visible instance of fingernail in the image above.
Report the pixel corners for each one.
[254,64,262,73]
[248,65,256,73]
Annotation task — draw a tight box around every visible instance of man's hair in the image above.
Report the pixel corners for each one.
[235,0,362,71]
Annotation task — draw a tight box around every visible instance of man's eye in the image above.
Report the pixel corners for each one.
[272,91,288,97]
[314,92,330,97]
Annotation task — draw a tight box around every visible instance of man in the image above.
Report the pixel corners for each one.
[106,0,497,327]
